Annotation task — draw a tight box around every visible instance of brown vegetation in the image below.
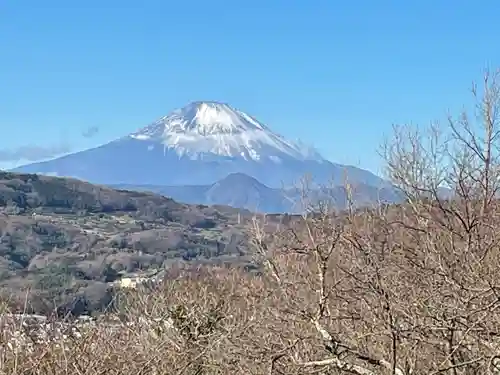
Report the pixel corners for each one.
[0,173,255,315]
[2,69,500,374]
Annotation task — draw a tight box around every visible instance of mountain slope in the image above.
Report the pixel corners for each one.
[0,171,255,315]
[112,172,403,213]
[11,101,385,188]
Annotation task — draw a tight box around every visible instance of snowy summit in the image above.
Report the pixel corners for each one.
[129,101,324,163]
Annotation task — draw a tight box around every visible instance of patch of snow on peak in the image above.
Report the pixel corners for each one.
[130,134,151,140]
[129,101,326,162]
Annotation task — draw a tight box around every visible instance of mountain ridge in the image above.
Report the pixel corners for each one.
[111,172,403,213]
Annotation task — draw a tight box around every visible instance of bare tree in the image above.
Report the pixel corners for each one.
[245,68,500,374]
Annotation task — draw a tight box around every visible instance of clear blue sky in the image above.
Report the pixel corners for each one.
[1,0,499,175]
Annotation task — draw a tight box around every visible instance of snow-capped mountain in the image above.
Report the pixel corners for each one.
[11,101,385,188]
[129,101,325,163]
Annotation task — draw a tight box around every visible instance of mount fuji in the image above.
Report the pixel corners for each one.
[11,101,386,190]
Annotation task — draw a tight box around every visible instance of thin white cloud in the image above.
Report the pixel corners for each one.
[0,143,72,162]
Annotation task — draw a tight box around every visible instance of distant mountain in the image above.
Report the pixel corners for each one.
[112,172,403,213]
[11,101,386,189]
